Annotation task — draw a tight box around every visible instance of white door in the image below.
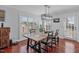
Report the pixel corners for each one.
[64,16,76,40]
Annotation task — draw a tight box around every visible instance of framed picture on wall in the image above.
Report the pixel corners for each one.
[53,18,60,23]
[0,10,5,21]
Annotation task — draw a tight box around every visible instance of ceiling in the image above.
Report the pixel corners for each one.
[6,5,79,16]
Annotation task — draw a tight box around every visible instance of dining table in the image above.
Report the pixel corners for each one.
[24,33,48,53]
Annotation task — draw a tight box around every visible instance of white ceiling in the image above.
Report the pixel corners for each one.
[6,5,79,16]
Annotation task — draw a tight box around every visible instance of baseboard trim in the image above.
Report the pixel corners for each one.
[63,38,79,43]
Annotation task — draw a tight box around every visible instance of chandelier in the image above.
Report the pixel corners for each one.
[41,5,53,20]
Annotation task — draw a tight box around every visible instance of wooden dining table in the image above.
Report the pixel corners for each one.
[24,33,48,53]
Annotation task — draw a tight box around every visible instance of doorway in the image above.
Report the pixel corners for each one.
[19,16,38,40]
[65,16,75,40]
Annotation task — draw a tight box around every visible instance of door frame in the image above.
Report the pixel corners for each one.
[64,15,77,40]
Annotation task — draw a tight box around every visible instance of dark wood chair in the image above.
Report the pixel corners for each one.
[53,30,59,45]
[41,32,54,52]
[41,30,59,52]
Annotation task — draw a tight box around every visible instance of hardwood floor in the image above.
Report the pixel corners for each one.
[0,38,79,53]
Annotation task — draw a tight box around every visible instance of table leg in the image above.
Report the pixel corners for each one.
[33,41,37,53]
[38,41,41,53]
[27,38,30,53]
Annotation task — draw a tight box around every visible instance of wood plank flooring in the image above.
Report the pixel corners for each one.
[0,38,79,53]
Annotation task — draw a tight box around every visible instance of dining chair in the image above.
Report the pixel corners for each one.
[53,30,59,45]
[40,31,54,52]
[41,30,59,52]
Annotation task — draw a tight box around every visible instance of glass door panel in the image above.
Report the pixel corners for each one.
[19,16,38,40]
[65,16,75,39]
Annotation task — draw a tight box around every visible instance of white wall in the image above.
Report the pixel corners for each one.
[0,6,19,42]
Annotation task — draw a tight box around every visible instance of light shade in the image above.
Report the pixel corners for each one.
[41,5,53,20]
[41,14,53,20]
